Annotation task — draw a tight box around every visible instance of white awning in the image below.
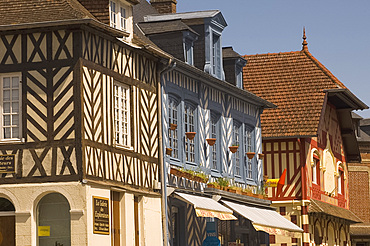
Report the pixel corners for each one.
[222,200,303,237]
[175,193,237,220]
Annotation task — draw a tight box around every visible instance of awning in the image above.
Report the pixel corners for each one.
[175,193,237,220]
[222,200,303,237]
[309,199,362,223]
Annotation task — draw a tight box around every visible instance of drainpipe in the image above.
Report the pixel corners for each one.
[158,58,176,246]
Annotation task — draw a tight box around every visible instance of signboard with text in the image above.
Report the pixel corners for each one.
[93,196,110,235]
[0,154,15,173]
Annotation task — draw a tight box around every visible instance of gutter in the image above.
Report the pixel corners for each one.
[158,57,176,246]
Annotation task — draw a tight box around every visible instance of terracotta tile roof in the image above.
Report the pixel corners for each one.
[243,47,348,139]
[0,0,96,26]
[309,199,362,223]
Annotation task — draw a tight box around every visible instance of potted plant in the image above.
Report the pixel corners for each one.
[258,153,265,160]
[206,138,216,146]
[246,152,255,159]
[185,132,196,140]
[207,182,219,189]
[169,123,177,130]
[216,177,229,190]
[228,186,237,193]
[229,144,239,153]
[170,167,184,178]
[166,148,173,155]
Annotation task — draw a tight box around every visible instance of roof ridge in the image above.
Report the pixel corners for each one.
[302,49,347,89]
[64,0,97,20]
[243,50,302,57]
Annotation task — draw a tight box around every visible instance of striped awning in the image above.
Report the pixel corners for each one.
[175,192,237,220]
[222,200,303,237]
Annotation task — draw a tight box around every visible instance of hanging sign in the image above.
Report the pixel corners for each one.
[93,196,110,235]
[0,154,15,173]
[38,226,50,237]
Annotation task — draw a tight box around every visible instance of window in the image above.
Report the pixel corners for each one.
[233,121,241,176]
[168,97,179,159]
[110,0,128,31]
[210,113,220,170]
[110,1,117,28]
[114,83,130,147]
[312,159,317,184]
[236,65,243,88]
[244,126,253,179]
[184,103,196,163]
[1,74,21,141]
[184,40,193,65]
[212,33,221,78]
[338,170,344,195]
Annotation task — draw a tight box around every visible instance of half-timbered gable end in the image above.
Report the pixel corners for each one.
[243,32,367,246]
[0,0,167,245]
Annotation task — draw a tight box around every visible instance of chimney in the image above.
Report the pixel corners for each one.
[150,0,177,14]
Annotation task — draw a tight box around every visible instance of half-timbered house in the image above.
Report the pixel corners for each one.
[134,1,303,245]
[0,0,168,245]
[243,31,368,246]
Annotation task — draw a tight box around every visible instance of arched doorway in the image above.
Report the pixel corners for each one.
[37,193,71,246]
[327,222,335,246]
[0,197,15,246]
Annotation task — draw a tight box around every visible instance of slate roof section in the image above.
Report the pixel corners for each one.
[243,46,358,139]
[133,0,159,23]
[144,10,222,22]
[223,47,245,60]
[309,199,362,223]
[138,19,198,35]
[0,0,96,26]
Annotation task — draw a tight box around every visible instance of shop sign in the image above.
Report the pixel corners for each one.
[38,226,50,237]
[0,154,15,173]
[93,196,110,235]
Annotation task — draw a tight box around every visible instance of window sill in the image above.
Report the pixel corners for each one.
[0,139,24,145]
[114,144,133,152]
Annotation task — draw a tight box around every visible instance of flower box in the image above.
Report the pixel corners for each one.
[206,138,216,146]
[169,123,177,130]
[246,152,255,159]
[229,146,239,153]
[185,132,196,140]
[165,148,173,156]
[258,153,265,160]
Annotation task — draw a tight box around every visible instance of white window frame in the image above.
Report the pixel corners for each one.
[110,0,129,31]
[312,159,317,184]
[0,73,22,142]
[212,32,221,78]
[114,82,131,148]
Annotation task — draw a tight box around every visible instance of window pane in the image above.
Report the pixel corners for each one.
[3,77,10,88]
[12,127,19,139]
[12,115,19,125]
[12,102,19,113]
[3,102,10,113]
[12,76,19,88]
[12,89,19,100]
[3,115,10,126]
[3,90,10,101]
[3,128,10,139]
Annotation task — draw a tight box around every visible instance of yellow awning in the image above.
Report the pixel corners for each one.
[175,192,237,220]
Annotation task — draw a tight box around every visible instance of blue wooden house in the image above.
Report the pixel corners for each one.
[134,1,303,245]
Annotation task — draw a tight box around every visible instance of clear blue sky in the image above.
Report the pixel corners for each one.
[177,0,370,118]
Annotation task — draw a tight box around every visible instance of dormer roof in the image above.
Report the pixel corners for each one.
[0,0,96,26]
[138,19,198,35]
[143,10,227,27]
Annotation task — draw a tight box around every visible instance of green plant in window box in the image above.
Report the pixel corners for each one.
[216,177,229,190]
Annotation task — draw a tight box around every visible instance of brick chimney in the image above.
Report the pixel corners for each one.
[150,0,177,14]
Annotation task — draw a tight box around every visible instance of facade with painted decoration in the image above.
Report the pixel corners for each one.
[135,1,302,245]
[0,0,168,245]
[243,32,368,246]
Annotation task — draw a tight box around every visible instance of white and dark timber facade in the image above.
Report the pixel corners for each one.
[0,0,167,245]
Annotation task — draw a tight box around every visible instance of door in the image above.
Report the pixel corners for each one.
[0,198,15,246]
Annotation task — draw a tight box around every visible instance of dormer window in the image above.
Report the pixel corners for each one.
[110,0,129,31]
[236,65,243,88]
[212,33,221,78]
[183,31,197,66]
